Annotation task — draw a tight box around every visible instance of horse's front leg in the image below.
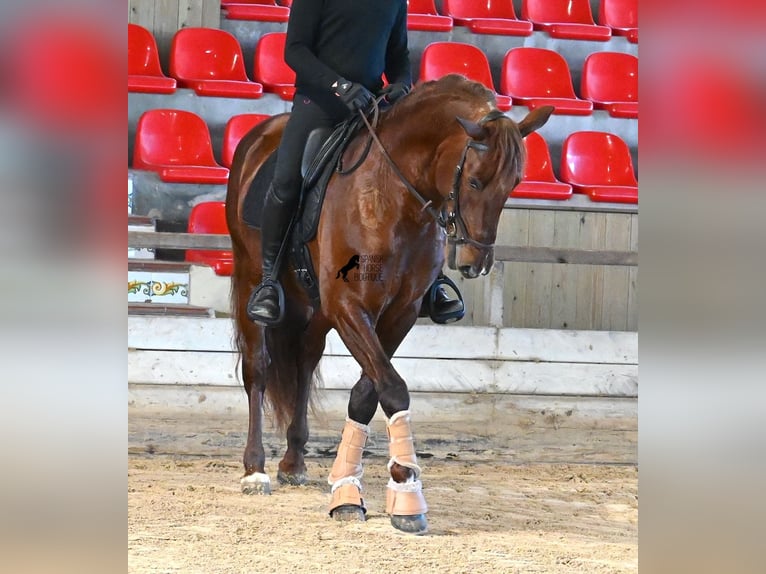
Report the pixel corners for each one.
[327,374,377,522]
[331,304,428,533]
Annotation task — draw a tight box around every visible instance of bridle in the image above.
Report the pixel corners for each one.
[443,137,492,249]
[357,101,505,250]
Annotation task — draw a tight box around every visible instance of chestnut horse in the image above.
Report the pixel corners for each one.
[225,75,552,534]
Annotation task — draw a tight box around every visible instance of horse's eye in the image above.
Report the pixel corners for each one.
[468,177,482,191]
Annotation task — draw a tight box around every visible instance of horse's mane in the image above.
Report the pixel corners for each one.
[382,74,496,124]
[382,74,526,182]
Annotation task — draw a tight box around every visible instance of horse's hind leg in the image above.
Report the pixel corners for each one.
[276,322,328,486]
[240,327,271,495]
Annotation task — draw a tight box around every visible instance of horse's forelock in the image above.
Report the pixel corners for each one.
[483,115,526,183]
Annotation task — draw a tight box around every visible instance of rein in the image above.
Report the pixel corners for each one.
[357,100,443,222]
[357,101,503,249]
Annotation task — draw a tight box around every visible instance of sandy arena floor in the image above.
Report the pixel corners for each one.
[129,454,637,573]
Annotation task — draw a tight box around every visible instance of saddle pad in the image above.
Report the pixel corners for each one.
[242,151,278,229]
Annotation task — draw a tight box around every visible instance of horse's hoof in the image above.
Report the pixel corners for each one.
[277,469,308,486]
[330,504,366,522]
[240,472,271,495]
[391,514,428,534]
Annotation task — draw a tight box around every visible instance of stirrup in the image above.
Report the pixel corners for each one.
[246,279,286,326]
[425,275,465,324]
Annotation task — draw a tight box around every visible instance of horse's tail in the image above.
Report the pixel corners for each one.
[229,236,303,433]
[226,112,315,432]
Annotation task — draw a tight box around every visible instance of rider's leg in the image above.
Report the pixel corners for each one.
[247,95,345,325]
[246,185,297,324]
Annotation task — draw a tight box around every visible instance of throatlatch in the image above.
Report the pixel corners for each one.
[328,418,369,515]
[385,410,428,516]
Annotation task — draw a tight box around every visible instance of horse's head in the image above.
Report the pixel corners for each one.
[442,105,554,278]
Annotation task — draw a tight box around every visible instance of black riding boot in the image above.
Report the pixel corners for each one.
[246,187,295,325]
[420,273,465,324]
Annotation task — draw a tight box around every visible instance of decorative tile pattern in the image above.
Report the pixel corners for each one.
[128,271,189,304]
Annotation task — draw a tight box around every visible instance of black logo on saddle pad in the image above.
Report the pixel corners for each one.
[336,254,385,283]
[336,254,360,282]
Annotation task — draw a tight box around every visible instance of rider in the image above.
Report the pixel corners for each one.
[246,0,464,326]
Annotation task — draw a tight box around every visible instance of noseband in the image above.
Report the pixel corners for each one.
[358,104,505,250]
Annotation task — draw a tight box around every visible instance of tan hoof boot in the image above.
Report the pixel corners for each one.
[386,410,422,478]
[328,418,369,485]
[386,479,428,534]
[329,477,366,521]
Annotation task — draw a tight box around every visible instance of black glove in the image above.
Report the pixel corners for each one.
[332,78,374,112]
[380,82,410,104]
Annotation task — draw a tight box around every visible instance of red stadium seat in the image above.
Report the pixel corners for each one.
[133,109,230,184]
[521,0,611,41]
[128,24,176,94]
[253,32,296,101]
[598,0,638,42]
[512,132,573,200]
[419,42,512,111]
[169,28,263,98]
[185,202,234,276]
[500,47,593,115]
[407,0,453,32]
[441,0,532,36]
[581,52,638,119]
[222,113,271,168]
[221,1,290,22]
[560,131,638,203]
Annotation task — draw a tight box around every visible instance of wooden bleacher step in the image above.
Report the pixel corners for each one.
[128,215,156,260]
[128,302,214,317]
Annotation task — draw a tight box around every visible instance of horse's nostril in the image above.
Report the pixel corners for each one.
[459,265,479,279]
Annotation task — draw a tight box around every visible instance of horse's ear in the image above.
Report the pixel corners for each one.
[456,116,488,140]
[517,105,555,138]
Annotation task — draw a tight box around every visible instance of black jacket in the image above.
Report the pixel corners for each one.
[284,0,411,107]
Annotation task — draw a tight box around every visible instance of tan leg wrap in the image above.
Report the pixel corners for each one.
[327,418,369,485]
[385,478,428,515]
[386,410,422,479]
[328,477,366,514]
